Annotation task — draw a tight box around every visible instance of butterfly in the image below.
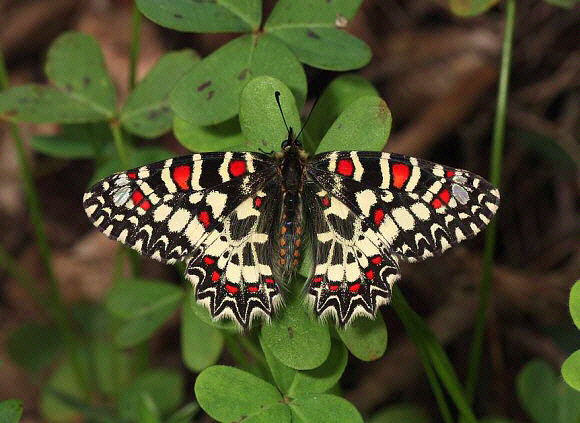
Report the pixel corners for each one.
[83,97,499,329]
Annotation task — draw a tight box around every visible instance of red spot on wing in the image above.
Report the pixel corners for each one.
[373,208,385,226]
[313,276,323,284]
[127,172,137,179]
[329,284,339,292]
[264,277,275,285]
[247,285,259,293]
[349,282,361,292]
[431,198,442,209]
[203,256,215,266]
[254,197,262,208]
[392,163,410,189]
[321,196,330,208]
[172,165,191,190]
[371,255,382,265]
[439,188,451,204]
[446,170,455,178]
[198,211,211,228]
[226,284,239,294]
[140,200,151,210]
[336,158,354,176]
[211,271,220,282]
[229,160,246,177]
[365,269,374,279]
[131,190,144,205]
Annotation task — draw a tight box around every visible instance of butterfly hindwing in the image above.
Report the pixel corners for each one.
[303,183,399,325]
[83,152,276,265]
[185,180,284,327]
[308,151,500,262]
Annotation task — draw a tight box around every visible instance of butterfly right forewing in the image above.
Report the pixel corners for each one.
[83,152,277,265]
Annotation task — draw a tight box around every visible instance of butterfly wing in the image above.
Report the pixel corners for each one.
[308,151,500,262]
[186,179,284,328]
[303,151,499,325]
[303,182,399,325]
[83,152,277,265]
[83,151,286,328]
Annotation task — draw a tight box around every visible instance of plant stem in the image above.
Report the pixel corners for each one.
[419,348,453,423]
[224,334,250,367]
[237,334,268,370]
[465,0,515,404]
[1,55,58,303]
[110,121,130,169]
[392,287,477,423]
[0,49,8,89]
[1,49,63,327]
[0,48,89,393]
[129,5,142,90]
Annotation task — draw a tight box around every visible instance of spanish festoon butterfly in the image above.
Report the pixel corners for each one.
[83,92,500,329]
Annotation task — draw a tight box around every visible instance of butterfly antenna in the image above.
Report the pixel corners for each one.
[295,92,322,141]
[274,91,290,134]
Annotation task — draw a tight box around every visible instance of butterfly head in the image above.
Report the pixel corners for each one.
[281,127,302,150]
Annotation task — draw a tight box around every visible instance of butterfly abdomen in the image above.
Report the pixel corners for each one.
[279,192,302,272]
[278,146,306,274]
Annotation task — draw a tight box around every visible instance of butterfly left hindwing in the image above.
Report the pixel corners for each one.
[301,151,500,324]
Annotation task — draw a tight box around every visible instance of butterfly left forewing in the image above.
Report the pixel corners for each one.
[308,151,500,262]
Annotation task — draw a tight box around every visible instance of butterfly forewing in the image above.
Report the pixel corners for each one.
[83,152,276,266]
[307,151,500,262]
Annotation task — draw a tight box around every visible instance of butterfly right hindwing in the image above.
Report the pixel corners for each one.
[185,179,284,327]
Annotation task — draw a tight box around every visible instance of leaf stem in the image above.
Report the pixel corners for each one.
[419,348,454,423]
[237,334,268,370]
[129,5,142,90]
[465,0,515,403]
[224,334,250,367]
[110,121,130,169]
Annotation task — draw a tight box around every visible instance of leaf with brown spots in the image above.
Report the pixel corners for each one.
[120,50,199,138]
[136,0,261,32]
[170,34,306,126]
[264,0,371,70]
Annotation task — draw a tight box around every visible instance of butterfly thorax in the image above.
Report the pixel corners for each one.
[277,141,307,274]
[279,146,306,192]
